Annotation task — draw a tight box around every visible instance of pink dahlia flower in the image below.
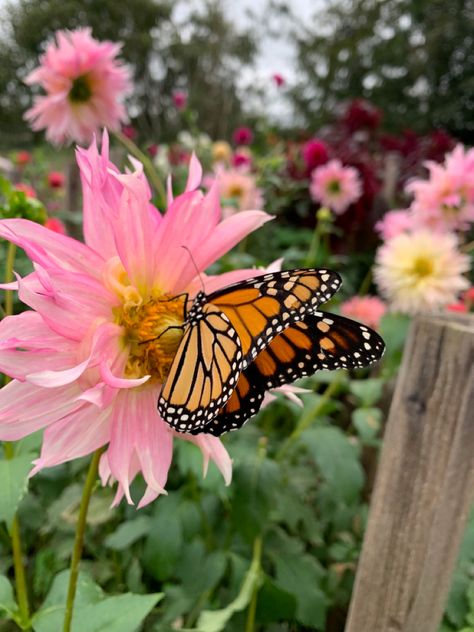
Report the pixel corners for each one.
[310,159,362,214]
[301,138,329,172]
[24,28,132,145]
[47,171,65,189]
[375,209,416,241]
[232,127,254,146]
[210,165,264,216]
[272,73,285,87]
[340,296,387,330]
[172,91,188,110]
[0,132,272,508]
[406,144,474,231]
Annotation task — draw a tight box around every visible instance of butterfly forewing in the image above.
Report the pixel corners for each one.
[207,269,341,368]
[158,300,243,433]
[197,312,385,436]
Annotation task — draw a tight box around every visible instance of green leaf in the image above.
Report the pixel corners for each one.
[105,516,151,550]
[0,453,34,528]
[303,426,364,503]
[273,553,327,628]
[32,569,162,632]
[197,548,262,632]
[349,378,384,407]
[142,510,183,581]
[231,456,281,541]
[352,407,382,442]
[0,575,19,621]
[255,576,296,624]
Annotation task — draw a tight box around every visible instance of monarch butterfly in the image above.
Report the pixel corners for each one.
[157,268,385,435]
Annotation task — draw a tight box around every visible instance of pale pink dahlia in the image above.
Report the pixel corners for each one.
[375,209,416,241]
[210,165,264,217]
[340,296,387,330]
[0,132,272,507]
[406,144,474,231]
[24,28,132,145]
[310,159,362,214]
[374,230,470,314]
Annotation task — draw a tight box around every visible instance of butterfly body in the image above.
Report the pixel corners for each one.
[157,268,385,435]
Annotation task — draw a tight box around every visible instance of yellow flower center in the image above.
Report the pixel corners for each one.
[119,295,186,382]
[104,256,186,383]
[69,74,93,103]
[228,184,244,198]
[411,257,434,279]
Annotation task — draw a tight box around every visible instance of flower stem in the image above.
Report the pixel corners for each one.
[276,378,342,461]
[245,535,263,632]
[4,242,16,317]
[63,448,104,632]
[112,130,167,205]
[3,443,30,629]
[304,221,320,268]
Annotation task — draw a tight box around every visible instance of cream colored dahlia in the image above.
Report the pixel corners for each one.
[374,230,470,314]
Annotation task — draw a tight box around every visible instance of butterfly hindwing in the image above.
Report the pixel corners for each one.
[207,269,342,368]
[198,311,385,436]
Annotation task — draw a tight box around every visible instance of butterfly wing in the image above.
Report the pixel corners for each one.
[197,312,385,436]
[207,269,342,368]
[158,303,243,433]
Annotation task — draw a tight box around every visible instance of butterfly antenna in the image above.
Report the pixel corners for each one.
[181,245,205,293]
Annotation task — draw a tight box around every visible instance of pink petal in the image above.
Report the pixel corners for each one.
[110,172,161,294]
[0,218,104,278]
[0,380,83,440]
[100,361,150,388]
[185,434,233,485]
[76,131,122,260]
[185,153,203,192]
[16,269,116,341]
[107,390,136,504]
[30,404,112,475]
[192,211,272,280]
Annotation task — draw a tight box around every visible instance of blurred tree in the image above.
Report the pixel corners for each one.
[0,0,257,147]
[287,0,474,140]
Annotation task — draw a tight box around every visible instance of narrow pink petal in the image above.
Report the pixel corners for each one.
[0,311,73,351]
[16,269,116,341]
[0,281,19,290]
[185,153,203,192]
[0,219,104,278]
[0,380,83,440]
[191,211,273,280]
[30,404,112,475]
[135,388,173,508]
[186,434,233,485]
[26,357,91,387]
[110,172,161,294]
[76,132,121,260]
[100,361,150,388]
[166,175,173,206]
[107,390,137,504]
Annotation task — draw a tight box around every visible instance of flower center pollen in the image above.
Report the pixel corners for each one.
[69,75,93,103]
[411,257,434,279]
[119,295,186,383]
[327,179,341,194]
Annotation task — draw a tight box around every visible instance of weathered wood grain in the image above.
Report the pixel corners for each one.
[345,314,474,632]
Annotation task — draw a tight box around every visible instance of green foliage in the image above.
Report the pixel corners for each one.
[31,570,162,632]
[286,0,474,139]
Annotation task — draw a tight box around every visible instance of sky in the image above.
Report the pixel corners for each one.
[175,0,324,120]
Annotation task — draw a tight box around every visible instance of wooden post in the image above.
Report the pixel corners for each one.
[345,314,474,632]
